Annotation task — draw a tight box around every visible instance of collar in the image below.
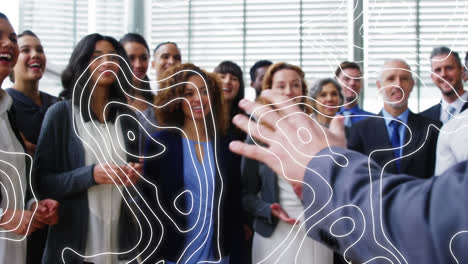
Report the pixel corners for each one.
[381,108,409,127]
[0,89,13,115]
[441,90,468,112]
[338,105,361,114]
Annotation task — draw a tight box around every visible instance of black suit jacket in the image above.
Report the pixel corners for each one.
[347,111,441,179]
[420,101,468,123]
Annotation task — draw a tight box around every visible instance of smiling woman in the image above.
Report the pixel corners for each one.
[140,63,244,263]
[33,33,143,263]
[5,29,59,264]
[241,61,334,264]
[308,78,344,127]
[6,30,58,156]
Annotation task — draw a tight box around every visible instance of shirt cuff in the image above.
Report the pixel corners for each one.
[26,198,36,210]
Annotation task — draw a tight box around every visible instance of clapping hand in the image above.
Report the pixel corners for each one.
[31,199,59,227]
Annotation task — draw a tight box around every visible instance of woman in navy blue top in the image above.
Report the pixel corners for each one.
[141,63,243,263]
[7,30,57,156]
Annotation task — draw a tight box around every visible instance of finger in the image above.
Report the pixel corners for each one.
[110,167,128,185]
[38,206,47,213]
[237,99,281,130]
[127,172,140,186]
[133,162,143,172]
[229,141,275,170]
[232,114,275,146]
[48,201,59,211]
[270,203,280,210]
[285,218,299,225]
[260,89,306,117]
[31,220,46,229]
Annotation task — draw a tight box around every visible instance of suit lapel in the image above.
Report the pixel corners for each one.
[399,111,422,173]
[373,111,398,173]
[461,101,468,113]
[375,111,392,148]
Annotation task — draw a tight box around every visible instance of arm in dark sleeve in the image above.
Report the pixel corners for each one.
[240,138,274,224]
[346,125,363,153]
[424,120,442,177]
[302,147,468,263]
[34,102,96,199]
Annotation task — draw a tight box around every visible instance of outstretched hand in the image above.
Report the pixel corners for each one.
[229,90,346,184]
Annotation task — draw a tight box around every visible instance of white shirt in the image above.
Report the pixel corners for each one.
[435,108,468,175]
[0,90,27,264]
[440,90,468,123]
[74,110,127,264]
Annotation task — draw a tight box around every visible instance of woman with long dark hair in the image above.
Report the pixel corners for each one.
[141,63,243,263]
[7,30,57,155]
[6,29,60,263]
[214,60,246,141]
[120,33,158,149]
[34,33,142,263]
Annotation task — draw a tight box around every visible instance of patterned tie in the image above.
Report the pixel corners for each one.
[342,110,353,127]
[447,106,456,121]
[390,120,402,172]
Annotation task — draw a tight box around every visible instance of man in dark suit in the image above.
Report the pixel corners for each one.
[228,90,468,264]
[420,46,468,124]
[348,59,441,178]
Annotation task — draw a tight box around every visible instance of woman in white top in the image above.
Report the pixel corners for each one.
[0,12,58,264]
[34,33,143,264]
[241,62,333,264]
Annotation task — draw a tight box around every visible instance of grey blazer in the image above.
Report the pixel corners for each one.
[241,137,279,237]
[34,101,140,264]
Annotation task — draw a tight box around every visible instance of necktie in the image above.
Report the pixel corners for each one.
[447,106,456,121]
[390,120,402,172]
[342,110,353,127]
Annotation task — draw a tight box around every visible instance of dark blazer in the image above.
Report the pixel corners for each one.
[347,111,441,178]
[303,147,468,263]
[420,101,468,122]
[140,130,243,262]
[241,137,279,237]
[34,101,140,264]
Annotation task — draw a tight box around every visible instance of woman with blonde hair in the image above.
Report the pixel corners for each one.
[141,63,242,263]
[241,62,333,263]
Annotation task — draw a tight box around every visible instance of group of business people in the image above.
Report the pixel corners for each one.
[230,48,468,264]
[1,8,468,264]
[0,11,274,263]
[0,11,242,264]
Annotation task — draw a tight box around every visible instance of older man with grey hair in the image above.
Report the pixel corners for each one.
[421,46,468,123]
[347,59,441,178]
